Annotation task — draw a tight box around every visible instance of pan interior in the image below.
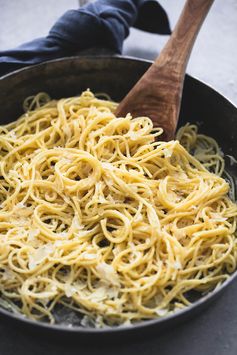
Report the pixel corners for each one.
[0,56,237,331]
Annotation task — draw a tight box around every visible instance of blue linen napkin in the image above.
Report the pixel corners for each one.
[0,0,170,77]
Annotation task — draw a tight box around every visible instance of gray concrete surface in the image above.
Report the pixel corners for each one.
[0,0,77,48]
[0,0,237,104]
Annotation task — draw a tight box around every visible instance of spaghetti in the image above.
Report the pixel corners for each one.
[0,90,236,327]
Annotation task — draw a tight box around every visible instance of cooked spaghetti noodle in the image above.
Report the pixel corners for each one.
[0,90,237,327]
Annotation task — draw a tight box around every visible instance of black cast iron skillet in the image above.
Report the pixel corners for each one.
[0,56,237,339]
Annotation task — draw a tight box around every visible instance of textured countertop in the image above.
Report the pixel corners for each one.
[0,1,237,354]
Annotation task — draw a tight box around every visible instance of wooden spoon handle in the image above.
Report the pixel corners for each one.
[156,0,214,72]
[116,0,214,141]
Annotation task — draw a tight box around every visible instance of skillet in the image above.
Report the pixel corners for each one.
[0,55,237,339]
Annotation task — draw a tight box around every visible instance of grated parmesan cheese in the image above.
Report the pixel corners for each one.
[16,202,26,209]
[173,261,182,270]
[81,252,98,260]
[28,244,54,270]
[8,131,17,139]
[163,148,173,158]
[226,154,237,166]
[96,262,120,287]
[101,162,114,170]
[65,284,77,298]
[80,315,91,327]
[88,287,107,302]
[155,308,168,316]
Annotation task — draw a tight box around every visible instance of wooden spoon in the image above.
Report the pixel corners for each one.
[115,0,214,141]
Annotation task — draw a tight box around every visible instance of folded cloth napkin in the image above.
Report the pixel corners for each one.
[0,0,170,77]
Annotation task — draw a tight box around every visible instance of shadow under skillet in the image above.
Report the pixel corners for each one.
[0,279,237,355]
